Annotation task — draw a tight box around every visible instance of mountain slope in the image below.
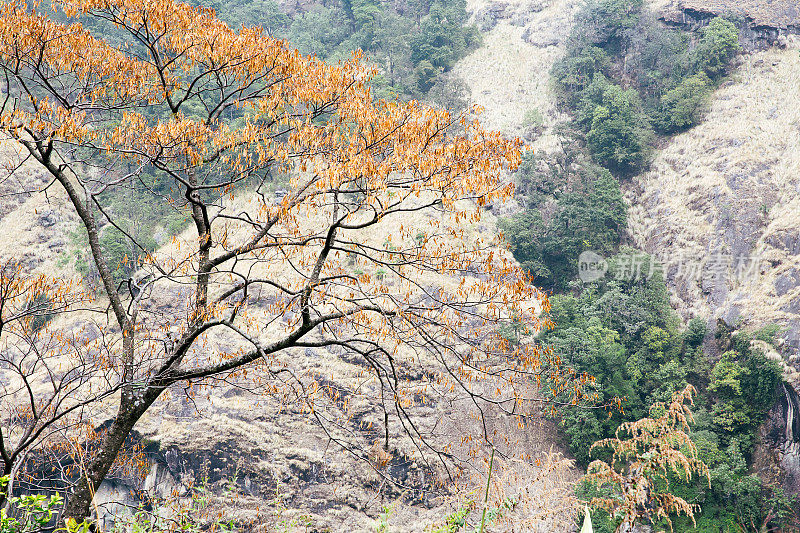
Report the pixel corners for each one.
[626,40,800,374]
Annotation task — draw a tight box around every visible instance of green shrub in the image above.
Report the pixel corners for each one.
[656,72,712,133]
[522,108,544,130]
[410,0,480,71]
[28,292,55,332]
[572,0,643,51]
[202,0,289,34]
[0,476,89,533]
[685,318,707,347]
[694,17,740,79]
[413,60,438,93]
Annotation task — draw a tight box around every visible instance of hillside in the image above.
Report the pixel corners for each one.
[0,139,580,532]
[626,40,800,356]
[3,0,800,530]
[625,33,800,502]
[456,0,800,520]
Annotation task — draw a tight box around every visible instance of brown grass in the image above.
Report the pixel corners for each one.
[625,38,800,331]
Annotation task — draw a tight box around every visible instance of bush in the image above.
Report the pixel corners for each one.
[625,12,692,100]
[694,17,740,79]
[685,317,707,347]
[551,2,741,180]
[413,60,437,93]
[656,72,712,133]
[0,476,80,533]
[522,107,544,130]
[202,0,289,35]
[28,293,55,332]
[410,0,480,71]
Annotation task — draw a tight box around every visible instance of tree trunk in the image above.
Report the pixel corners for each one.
[60,391,159,524]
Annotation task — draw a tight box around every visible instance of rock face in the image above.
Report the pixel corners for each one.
[655,0,800,50]
[625,34,800,494]
[755,384,800,492]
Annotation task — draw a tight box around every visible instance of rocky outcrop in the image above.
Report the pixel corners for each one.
[754,383,800,494]
[655,0,800,50]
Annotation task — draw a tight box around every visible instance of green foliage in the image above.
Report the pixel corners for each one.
[497,314,531,346]
[528,240,789,530]
[284,7,351,59]
[753,323,782,345]
[202,0,289,34]
[428,497,517,532]
[431,506,470,533]
[551,0,740,174]
[522,107,544,130]
[374,502,396,533]
[68,221,158,289]
[541,7,775,530]
[625,12,692,100]
[542,250,683,462]
[188,0,478,101]
[281,0,478,99]
[0,477,90,533]
[572,0,643,51]
[685,318,707,347]
[656,72,712,133]
[411,0,479,70]
[414,60,438,93]
[500,144,626,291]
[581,76,654,173]
[552,46,610,107]
[27,292,55,332]
[694,17,741,79]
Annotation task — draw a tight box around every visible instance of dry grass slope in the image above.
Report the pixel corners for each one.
[454,0,580,152]
[625,38,800,356]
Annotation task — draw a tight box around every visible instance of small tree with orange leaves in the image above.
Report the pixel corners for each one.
[583,385,710,532]
[0,260,104,508]
[0,0,585,524]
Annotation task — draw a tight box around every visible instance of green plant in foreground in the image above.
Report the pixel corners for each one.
[0,476,91,533]
[375,502,397,533]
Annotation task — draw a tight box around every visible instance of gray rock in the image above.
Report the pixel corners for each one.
[521,27,560,47]
[38,210,57,227]
[775,268,800,296]
[782,295,800,315]
[474,3,508,31]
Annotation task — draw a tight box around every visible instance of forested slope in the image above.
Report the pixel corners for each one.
[464,0,800,530]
